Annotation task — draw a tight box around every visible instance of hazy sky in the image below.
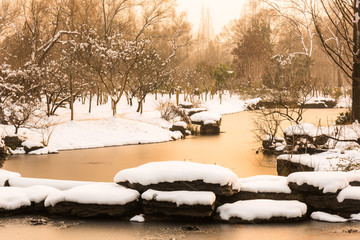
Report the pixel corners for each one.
[177,0,245,35]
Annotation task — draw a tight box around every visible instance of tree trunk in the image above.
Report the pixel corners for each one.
[112,99,117,116]
[89,92,92,113]
[353,1,360,121]
[70,75,74,121]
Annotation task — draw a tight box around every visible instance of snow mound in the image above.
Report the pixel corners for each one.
[237,175,291,194]
[337,186,360,202]
[217,199,307,221]
[0,169,21,186]
[44,183,140,207]
[21,140,44,149]
[287,171,360,193]
[142,189,216,206]
[311,211,348,223]
[245,97,262,107]
[114,161,239,187]
[173,121,187,128]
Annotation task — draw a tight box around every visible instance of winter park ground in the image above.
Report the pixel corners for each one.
[1,93,360,239]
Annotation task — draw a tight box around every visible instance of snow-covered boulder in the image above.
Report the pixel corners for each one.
[21,140,44,153]
[141,189,216,218]
[287,171,360,194]
[0,186,59,215]
[219,176,303,204]
[0,139,9,160]
[190,111,222,126]
[169,121,187,136]
[114,161,239,196]
[45,183,140,218]
[216,199,307,223]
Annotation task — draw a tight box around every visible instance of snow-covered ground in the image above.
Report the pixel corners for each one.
[0,93,247,154]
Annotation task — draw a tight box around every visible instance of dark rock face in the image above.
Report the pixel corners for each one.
[0,145,9,161]
[24,145,44,153]
[142,200,215,218]
[46,201,140,218]
[218,215,307,224]
[277,159,314,176]
[283,134,329,154]
[116,180,237,196]
[170,125,187,136]
[3,136,22,150]
[200,125,220,135]
[218,191,304,205]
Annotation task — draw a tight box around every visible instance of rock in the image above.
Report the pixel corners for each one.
[3,135,23,150]
[0,140,9,161]
[200,124,220,135]
[44,183,141,218]
[46,201,140,218]
[276,159,314,176]
[218,191,304,205]
[170,122,187,136]
[114,161,239,196]
[117,180,237,196]
[21,140,44,153]
[141,189,215,218]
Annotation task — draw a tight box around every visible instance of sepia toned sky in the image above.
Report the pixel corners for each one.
[177,0,245,35]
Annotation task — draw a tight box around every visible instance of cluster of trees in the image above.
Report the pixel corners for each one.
[1,0,360,126]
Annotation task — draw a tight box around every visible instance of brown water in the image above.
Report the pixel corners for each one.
[2,108,360,239]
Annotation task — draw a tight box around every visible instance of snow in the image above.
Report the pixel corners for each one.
[337,186,360,202]
[141,189,216,206]
[0,186,58,210]
[6,176,103,190]
[0,187,31,210]
[310,211,348,223]
[277,150,360,171]
[217,200,307,221]
[0,93,246,154]
[287,171,360,193]
[21,140,44,149]
[173,121,187,128]
[237,175,291,194]
[114,161,239,187]
[284,123,321,137]
[351,213,360,221]
[190,111,222,124]
[169,131,183,140]
[44,183,140,207]
[244,97,262,107]
[0,169,21,186]
[130,214,145,222]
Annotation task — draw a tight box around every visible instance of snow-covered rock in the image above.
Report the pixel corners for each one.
[21,140,44,153]
[237,175,291,194]
[190,111,222,125]
[0,186,58,212]
[114,161,239,196]
[45,183,140,218]
[141,189,216,218]
[287,171,360,194]
[217,199,307,223]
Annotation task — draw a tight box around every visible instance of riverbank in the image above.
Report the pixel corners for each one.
[0,93,247,155]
